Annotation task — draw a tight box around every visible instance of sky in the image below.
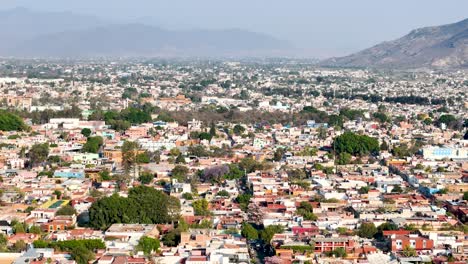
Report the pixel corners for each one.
[1,0,467,58]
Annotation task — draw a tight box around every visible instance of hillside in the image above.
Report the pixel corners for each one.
[321,18,468,69]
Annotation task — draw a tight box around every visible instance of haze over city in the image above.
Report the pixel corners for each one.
[0,1,467,264]
[1,0,468,57]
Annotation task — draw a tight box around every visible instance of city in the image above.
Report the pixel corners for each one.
[0,2,467,264]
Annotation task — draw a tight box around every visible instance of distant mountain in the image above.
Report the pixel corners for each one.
[0,7,106,40]
[321,18,468,69]
[0,8,289,58]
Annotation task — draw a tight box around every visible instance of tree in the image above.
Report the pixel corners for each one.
[236,194,252,212]
[317,126,328,139]
[171,165,189,182]
[99,170,111,181]
[264,256,283,264]
[138,171,154,184]
[336,227,348,235]
[13,222,26,234]
[241,223,258,240]
[404,224,418,231]
[392,185,403,193]
[376,222,398,238]
[56,205,77,216]
[175,154,186,164]
[202,165,229,183]
[29,225,42,234]
[192,199,210,216]
[239,157,264,173]
[358,222,377,238]
[358,186,370,194]
[436,114,458,129]
[333,132,379,156]
[380,141,389,151]
[0,234,7,251]
[423,118,432,126]
[188,145,209,157]
[12,240,27,252]
[122,140,139,180]
[0,111,27,131]
[53,190,62,199]
[136,236,160,255]
[414,163,425,170]
[217,190,230,197]
[88,186,178,230]
[81,128,92,137]
[438,188,449,194]
[82,136,103,153]
[296,202,318,221]
[28,143,49,167]
[373,112,389,123]
[166,196,181,225]
[260,225,284,243]
[331,247,347,258]
[225,164,244,180]
[136,152,150,163]
[248,203,264,225]
[161,229,180,247]
[198,132,212,141]
[233,124,245,135]
[182,193,193,200]
[71,246,95,264]
[402,245,417,257]
[273,148,286,162]
[209,122,217,137]
[336,152,352,165]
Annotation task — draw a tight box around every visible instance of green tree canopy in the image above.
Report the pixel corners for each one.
[358,222,377,238]
[296,202,318,221]
[71,246,95,264]
[81,128,92,137]
[241,223,258,240]
[171,165,189,182]
[333,132,379,156]
[88,186,179,230]
[122,140,139,178]
[233,124,246,135]
[138,171,154,184]
[82,136,103,153]
[192,199,210,216]
[56,205,77,216]
[0,111,27,131]
[136,236,160,255]
[260,225,284,243]
[28,143,49,167]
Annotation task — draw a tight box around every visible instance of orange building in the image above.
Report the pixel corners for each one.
[390,234,434,252]
[311,237,355,253]
[103,149,123,165]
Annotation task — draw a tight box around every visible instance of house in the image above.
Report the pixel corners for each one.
[310,237,355,253]
[390,234,434,252]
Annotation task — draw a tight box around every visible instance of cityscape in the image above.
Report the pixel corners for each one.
[0,2,467,264]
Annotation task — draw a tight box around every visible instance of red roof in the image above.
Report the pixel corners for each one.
[292,226,319,234]
[267,204,286,209]
[188,256,207,261]
[382,230,411,236]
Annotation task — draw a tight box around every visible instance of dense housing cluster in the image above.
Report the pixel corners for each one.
[0,59,467,264]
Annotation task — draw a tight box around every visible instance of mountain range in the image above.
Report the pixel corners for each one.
[1,7,467,69]
[321,18,468,69]
[0,8,289,58]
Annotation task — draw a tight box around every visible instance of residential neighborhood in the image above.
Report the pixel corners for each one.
[0,59,467,264]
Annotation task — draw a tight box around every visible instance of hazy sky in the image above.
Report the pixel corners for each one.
[1,0,467,57]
